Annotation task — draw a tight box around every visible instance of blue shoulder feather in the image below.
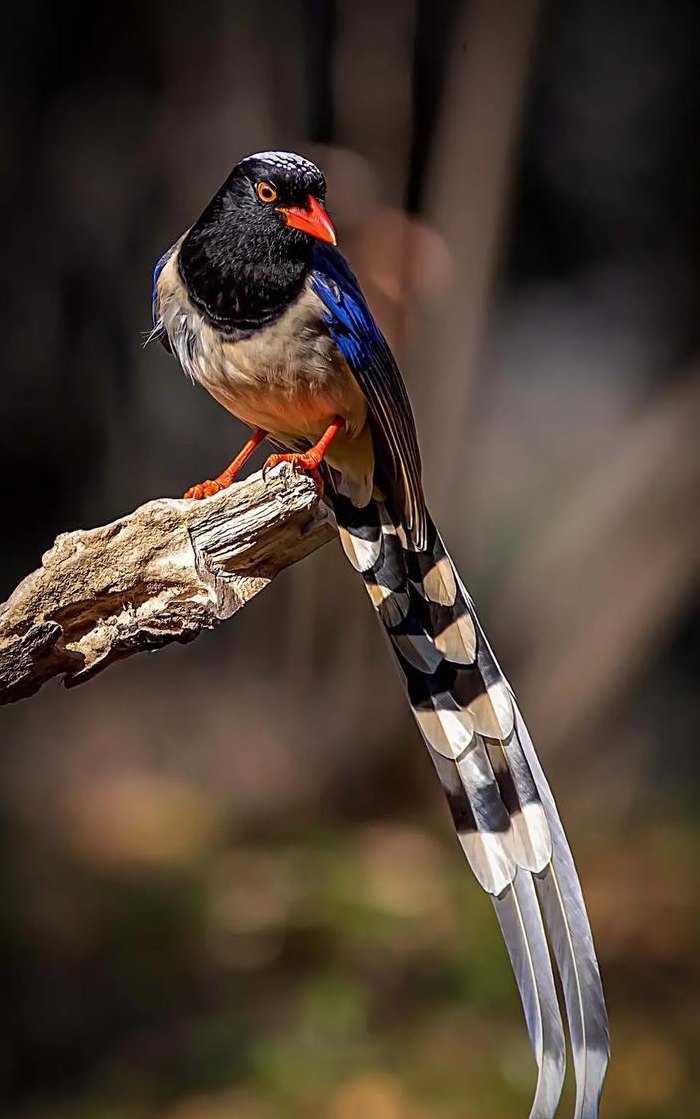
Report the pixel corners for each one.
[150,243,177,351]
[310,243,426,546]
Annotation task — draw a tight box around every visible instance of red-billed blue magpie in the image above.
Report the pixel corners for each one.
[152,150,609,1119]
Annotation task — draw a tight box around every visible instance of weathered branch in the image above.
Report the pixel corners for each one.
[0,467,336,706]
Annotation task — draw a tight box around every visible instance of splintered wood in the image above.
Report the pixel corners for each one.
[0,466,335,705]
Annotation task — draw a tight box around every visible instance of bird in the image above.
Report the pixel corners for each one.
[151,150,609,1119]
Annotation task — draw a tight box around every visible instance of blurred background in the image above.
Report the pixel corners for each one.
[2,1,700,1116]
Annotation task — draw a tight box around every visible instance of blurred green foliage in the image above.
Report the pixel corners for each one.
[2,777,699,1119]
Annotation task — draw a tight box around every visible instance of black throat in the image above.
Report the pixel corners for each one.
[178,218,312,335]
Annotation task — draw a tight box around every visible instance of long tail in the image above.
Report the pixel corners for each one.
[334,495,609,1119]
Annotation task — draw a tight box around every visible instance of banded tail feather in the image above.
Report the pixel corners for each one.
[333,495,609,1119]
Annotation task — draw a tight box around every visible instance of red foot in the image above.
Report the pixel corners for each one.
[263,451,325,493]
[183,428,268,500]
[261,419,344,496]
[183,479,226,500]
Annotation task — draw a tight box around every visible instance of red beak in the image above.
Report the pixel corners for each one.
[278,194,337,245]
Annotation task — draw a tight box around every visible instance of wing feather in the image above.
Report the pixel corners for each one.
[310,244,427,547]
[150,242,178,352]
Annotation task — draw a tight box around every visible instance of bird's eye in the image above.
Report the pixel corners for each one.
[256,181,278,204]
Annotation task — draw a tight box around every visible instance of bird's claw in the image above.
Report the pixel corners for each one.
[262,452,324,494]
[183,479,226,500]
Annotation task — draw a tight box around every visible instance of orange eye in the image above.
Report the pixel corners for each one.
[256,181,278,204]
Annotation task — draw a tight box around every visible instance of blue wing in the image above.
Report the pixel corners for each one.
[310,243,427,548]
[150,243,177,352]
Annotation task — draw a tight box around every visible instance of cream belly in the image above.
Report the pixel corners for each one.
[156,252,375,505]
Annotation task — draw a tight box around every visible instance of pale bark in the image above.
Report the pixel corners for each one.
[0,467,335,706]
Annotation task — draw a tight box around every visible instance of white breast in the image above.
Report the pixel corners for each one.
[155,252,367,443]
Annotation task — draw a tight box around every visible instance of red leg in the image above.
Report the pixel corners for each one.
[262,418,344,493]
[184,428,267,500]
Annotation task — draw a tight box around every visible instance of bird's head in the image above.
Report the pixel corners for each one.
[179,151,336,329]
[232,151,336,246]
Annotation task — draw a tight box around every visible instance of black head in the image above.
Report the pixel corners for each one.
[178,151,336,334]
